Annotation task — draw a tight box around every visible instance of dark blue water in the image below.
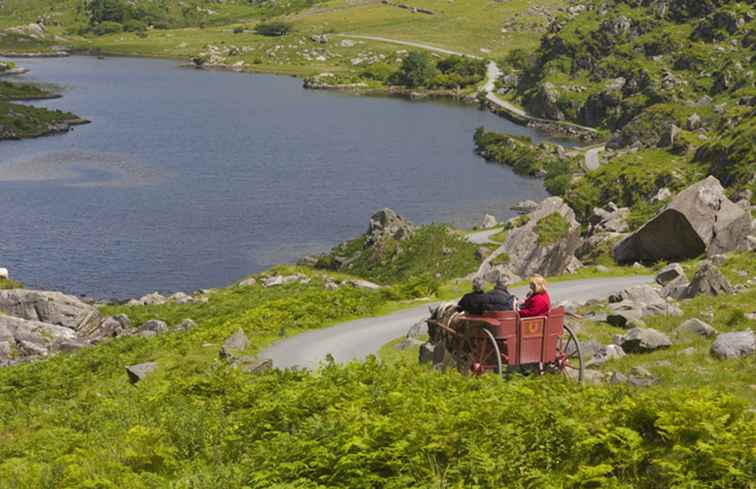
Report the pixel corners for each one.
[0,56,553,298]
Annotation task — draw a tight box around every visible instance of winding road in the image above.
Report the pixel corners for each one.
[261,275,652,369]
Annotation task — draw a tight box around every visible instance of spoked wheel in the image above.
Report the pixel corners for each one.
[454,324,502,376]
[556,324,584,383]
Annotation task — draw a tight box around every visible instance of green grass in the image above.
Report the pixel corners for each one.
[488,228,508,243]
[535,212,570,245]
[0,278,22,290]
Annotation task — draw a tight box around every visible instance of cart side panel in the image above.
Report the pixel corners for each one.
[544,306,565,364]
[519,316,547,365]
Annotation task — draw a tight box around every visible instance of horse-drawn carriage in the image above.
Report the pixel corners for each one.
[426,305,584,382]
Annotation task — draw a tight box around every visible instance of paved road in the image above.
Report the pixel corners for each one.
[261,275,652,369]
[584,145,606,171]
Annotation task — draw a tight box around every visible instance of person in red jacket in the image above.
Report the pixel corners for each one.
[519,275,551,317]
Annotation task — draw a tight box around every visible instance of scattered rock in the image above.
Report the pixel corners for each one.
[138,320,168,336]
[263,274,308,287]
[233,356,273,373]
[613,176,751,262]
[238,277,257,287]
[126,362,158,384]
[481,214,498,229]
[710,331,755,359]
[687,113,702,130]
[675,318,717,337]
[169,292,193,304]
[129,291,167,306]
[609,371,628,384]
[93,315,131,339]
[681,262,734,298]
[476,246,493,260]
[174,319,197,332]
[655,263,685,286]
[511,200,538,214]
[620,328,672,353]
[346,279,382,290]
[0,314,77,360]
[628,366,658,387]
[220,329,249,359]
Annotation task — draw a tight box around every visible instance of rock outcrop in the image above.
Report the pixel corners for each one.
[0,314,78,361]
[365,208,415,248]
[681,262,733,298]
[478,197,581,279]
[0,289,101,332]
[613,177,751,263]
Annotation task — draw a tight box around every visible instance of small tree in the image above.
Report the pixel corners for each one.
[394,51,437,88]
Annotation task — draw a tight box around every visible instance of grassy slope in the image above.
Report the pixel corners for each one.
[0,81,83,140]
[2,0,567,76]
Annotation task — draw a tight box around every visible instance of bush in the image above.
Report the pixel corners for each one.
[92,21,123,36]
[360,63,397,82]
[535,212,571,245]
[122,19,147,33]
[254,21,293,36]
[391,51,437,88]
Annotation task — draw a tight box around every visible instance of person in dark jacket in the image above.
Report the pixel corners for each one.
[457,277,489,315]
[486,278,515,311]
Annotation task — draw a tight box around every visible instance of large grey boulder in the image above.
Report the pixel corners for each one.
[710,331,755,359]
[613,177,751,263]
[481,214,498,229]
[365,208,415,248]
[620,327,672,353]
[0,314,77,360]
[0,289,101,332]
[675,318,718,337]
[478,197,581,278]
[137,319,168,336]
[681,262,733,298]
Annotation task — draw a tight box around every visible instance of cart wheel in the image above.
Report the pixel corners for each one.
[455,326,502,376]
[558,324,584,383]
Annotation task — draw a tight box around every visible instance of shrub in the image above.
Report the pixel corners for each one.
[122,19,147,33]
[360,63,397,82]
[391,51,437,88]
[254,21,293,37]
[535,212,570,245]
[92,20,124,36]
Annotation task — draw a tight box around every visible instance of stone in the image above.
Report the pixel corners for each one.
[613,177,751,263]
[94,316,128,339]
[609,284,664,305]
[366,208,415,248]
[238,277,257,287]
[138,320,168,335]
[220,329,249,359]
[324,279,339,290]
[580,369,606,385]
[658,124,681,147]
[481,214,498,229]
[609,372,628,384]
[136,292,167,306]
[511,200,538,214]
[169,292,193,304]
[0,268,8,280]
[233,356,273,373]
[653,187,672,202]
[51,339,88,353]
[174,319,197,332]
[655,263,685,286]
[346,279,381,290]
[0,289,101,333]
[675,318,717,337]
[588,344,626,366]
[0,314,77,359]
[607,302,645,328]
[126,362,158,384]
[687,113,702,130]
[710,331,755,359]
[478,197,581,279]
[681,262,734,298]
[476,246,493,260]
[620,328,672,353]
[678,347,697,356]
[263,274,306,287]
[628,366,657,387]
[660,276,690,300]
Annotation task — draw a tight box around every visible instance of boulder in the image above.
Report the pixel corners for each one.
[681,262,734,298]
[628,366,658,387]
[620,327,672,353]
[613,177,751,263]
[234,357,273,374]
[126,362,158,384]
[710,331,755,359]
[687,113,702,130]
[238,277,257,287]
[655,263,685,286]
[92,315,131,339]
[675,318,717,337]
[0,268,8,280]
[346,279,381,290]
[130,292,167,306]
[511,200,538,214]
[478,197,581,278]
[606,302,645,328]
[169,292,193,304]
[365,208,415,248]
[587,343,626,366]
[174,319,197,332]
[263,274,308,288]
[0,314,77,359]
[0,289,101,332]
[220,329,249,359]
[481,214,498,229]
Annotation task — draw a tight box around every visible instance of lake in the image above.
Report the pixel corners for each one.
[0,56,555,298]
